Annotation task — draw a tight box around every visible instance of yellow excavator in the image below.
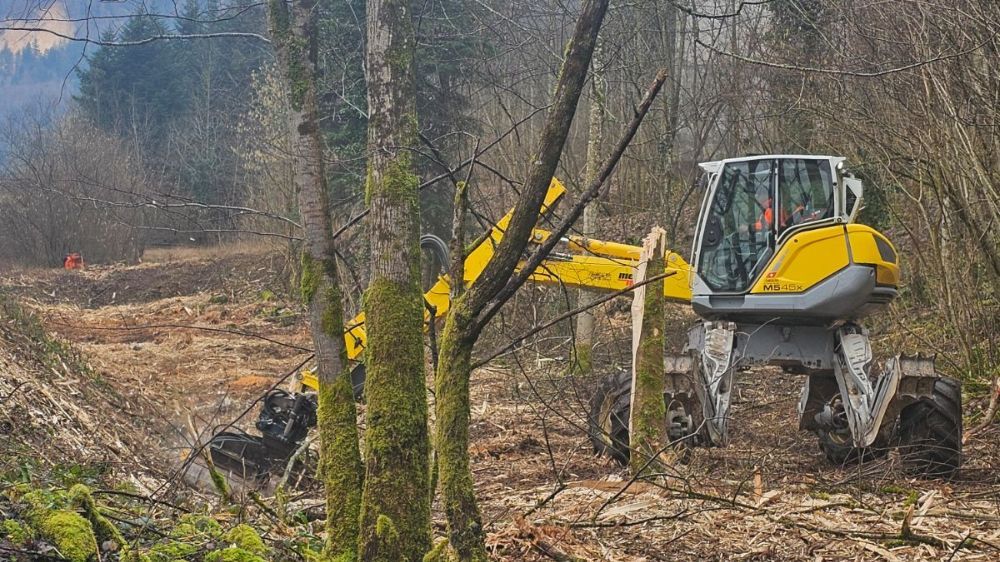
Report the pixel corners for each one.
[209,154,961,482]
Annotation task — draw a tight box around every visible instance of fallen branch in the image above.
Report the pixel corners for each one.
[0,381,26,405]
[530,540,584,562]
[779,516,951,549]
[525,483,568,517]
[277,434,316,493]
[568,509,692,528]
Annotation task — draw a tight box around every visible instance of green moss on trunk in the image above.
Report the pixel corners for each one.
[572,342,593,376]
[433,303,487,562]
[358,279,430,561]
[70,484,126,553]
[361,0,430,558]
[302,252,363,560]
[300,251,322,304]
[269,0,364,555]
[370,152,420,207]
[318,364,363,560]
[206,459,232,501]
[267,0,310,111]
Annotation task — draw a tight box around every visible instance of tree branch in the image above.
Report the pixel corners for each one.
[694,35,996,77]
[0,26,271,46]
[330,105,547,241]
[472,272,672,369]
[475,68,668,331]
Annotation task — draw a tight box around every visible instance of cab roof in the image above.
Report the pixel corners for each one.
[698,155,846,176]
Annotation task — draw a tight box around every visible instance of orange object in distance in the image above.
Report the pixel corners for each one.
[63,253,85,270]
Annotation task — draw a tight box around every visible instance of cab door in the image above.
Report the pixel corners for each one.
[695,159,776,293]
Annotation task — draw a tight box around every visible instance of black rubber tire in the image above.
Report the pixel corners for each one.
[817,429,889,465]
[897,376,962,479]
[588,369,632,466]
[350,363,366,402]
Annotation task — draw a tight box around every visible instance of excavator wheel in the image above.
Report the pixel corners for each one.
[896,376,962,479]
[816,429,889,466]
[588,368,703,465]
[815,394,889,465]
[588,369,632,466]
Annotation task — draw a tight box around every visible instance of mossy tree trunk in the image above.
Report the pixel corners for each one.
[629,227,668,476]
[433,1,611,558]
[359,0,431,560]
[266,1,363,559]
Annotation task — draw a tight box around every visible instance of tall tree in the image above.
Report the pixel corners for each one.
[313,0,482,228]
[358,0,431,559]
[573,53,606,375]
[433,1,613,558]
[266,1,363,559]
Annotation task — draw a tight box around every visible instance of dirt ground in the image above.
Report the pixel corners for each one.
[3,249,1000,561]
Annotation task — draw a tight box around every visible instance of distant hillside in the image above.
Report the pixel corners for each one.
[0,0,177,124]
[0,0,172,53]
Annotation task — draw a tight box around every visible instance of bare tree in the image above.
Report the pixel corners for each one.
[266,1,362,559]
[432,1,612,558]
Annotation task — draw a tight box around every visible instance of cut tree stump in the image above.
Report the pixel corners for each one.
[628,226,673,475]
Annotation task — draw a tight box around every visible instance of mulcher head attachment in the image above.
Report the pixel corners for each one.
[205,389,319,484]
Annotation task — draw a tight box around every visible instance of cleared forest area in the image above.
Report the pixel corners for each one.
[1,0,998,561]
[3,253,1000,560]
[2,249,999,560]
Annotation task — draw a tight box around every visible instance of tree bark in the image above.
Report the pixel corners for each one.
[573,54,606,376]
[433,1,611,559]
[359,0,431,559]
[266,1,363,559]
[629,227,668,476]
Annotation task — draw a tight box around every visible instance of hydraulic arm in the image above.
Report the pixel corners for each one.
[335,177,691,367]
[208,178,692,481]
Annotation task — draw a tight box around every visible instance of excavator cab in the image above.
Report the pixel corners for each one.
[689,155,899,324]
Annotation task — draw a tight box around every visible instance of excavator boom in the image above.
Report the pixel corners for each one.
[335,177,690,373]
[207,178,691,481]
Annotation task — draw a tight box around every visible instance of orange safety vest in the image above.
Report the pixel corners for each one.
[754,200,774,231]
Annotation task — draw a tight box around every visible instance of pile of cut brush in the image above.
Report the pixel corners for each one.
[0,293,316,561]
[0,293,166,482]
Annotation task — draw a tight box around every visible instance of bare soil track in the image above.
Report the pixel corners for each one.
[3,250,1000,561]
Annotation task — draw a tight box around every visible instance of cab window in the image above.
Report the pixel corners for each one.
[777,159,834,233]
[697,159,775,292]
